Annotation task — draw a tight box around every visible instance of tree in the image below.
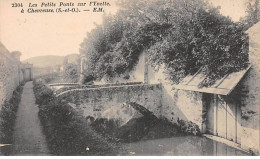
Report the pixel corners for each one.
[147,0,249,86]
[63,63,79,83]
[241,0,260,28]
[80,0,249,86]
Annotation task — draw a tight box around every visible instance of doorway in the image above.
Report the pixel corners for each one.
[205,94,241,143]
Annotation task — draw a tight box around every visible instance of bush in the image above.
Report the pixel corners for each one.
[33,79,121,155]
[33,79,54,105]
[90,118,122,142]
[177,119,201,136]
[63,63,79,83]
[37,72,60,84]
[90,115,183,143]
[142,117,181,140]
[0,85,24,155]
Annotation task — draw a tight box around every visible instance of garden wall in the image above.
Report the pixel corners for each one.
[0,42,20,110]
[126,53,204,130]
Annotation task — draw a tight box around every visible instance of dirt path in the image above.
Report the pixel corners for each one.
[11,81,50,155]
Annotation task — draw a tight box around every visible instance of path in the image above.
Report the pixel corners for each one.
[11,81,50,155]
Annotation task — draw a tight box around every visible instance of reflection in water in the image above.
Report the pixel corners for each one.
[121,136,249,156]
[0,136,249,156]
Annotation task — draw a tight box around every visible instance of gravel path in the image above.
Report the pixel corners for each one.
[12,81,50,155]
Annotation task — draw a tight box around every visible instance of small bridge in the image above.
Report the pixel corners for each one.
[49,82,162,120]
[49,82,143,95]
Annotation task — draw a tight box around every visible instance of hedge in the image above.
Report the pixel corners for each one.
[0,85,24,155]
[33,79,121,155]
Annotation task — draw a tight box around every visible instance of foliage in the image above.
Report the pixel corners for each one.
[142,117,181,140]
[241,110,257,120]
[37,72,60,84]
[240,0,260,29]
[63,63,79,83]
[33,79,120,155]
[80,0,249,86]
[80,1,171,81]
[33,79,55,105]
[146,0,249,86]
[177,119,201,136]
[90,118,121,142]
[0,85,24,155]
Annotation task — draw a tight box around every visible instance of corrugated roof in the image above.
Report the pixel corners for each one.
[173,65,251,95]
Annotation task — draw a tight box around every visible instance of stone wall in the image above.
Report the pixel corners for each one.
[0,42,20,109]
[56,84,162,124]
[127,53,204,130]
[161,87,204,130]
[240,22,260,155]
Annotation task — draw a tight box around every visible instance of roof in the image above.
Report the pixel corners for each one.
[172,65,251,95]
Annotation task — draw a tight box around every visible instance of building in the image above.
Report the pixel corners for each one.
[21,63,33,82]
[160,22,260,154]
[129,22,260,154]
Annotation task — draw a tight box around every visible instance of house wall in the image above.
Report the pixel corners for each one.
[240,22,260,155]
[148,63,203,130]
[0,42,21,110]
[239,72,260,154]
[162,88,204,130]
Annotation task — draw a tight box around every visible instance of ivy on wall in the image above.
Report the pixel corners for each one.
[80,0,249,86]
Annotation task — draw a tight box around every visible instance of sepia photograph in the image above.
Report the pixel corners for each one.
[0,0,259,156]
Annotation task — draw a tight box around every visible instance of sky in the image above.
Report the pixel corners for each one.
[0,0,247,60]
[210,0,247,21]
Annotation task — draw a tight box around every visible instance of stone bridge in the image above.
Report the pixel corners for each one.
[53,82,162,124]
[49,82,143,90]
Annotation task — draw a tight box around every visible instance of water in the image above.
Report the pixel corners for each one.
[121,136,249,156]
